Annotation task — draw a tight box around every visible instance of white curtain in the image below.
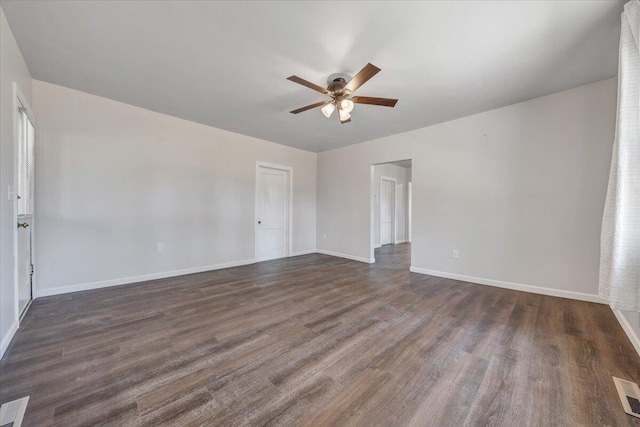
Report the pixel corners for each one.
[599,0,640,311]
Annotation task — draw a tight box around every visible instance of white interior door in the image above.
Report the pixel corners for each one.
[380,178,394,246]
[16,99,35,318]
[17,219,32,315]
[256,165,290,261]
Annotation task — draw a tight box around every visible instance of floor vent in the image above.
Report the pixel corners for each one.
[613,376,640,419]
[0,396,29,427]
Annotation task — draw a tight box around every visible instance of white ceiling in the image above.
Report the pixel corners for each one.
[1,1,623,153]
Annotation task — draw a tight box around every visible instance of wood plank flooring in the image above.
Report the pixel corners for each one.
[1,244,640,426]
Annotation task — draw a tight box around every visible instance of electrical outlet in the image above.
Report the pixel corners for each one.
[452,249,459,259]
[157,243,164,252]
[323,233,327,239]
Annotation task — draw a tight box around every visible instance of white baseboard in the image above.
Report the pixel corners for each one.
[613,310,640,357]
[35,259,256,298]
[374,244,382,249]
[290,249,316,257]
[409,266,606,304]
[0,320,19,359]
[394,240,406,244]
[317,249,374,264]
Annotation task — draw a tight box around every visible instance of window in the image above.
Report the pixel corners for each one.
[17,105,34,216]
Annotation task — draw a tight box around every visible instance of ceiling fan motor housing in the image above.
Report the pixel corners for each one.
[327,77,349,95]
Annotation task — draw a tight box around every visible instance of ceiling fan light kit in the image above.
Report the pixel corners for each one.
[321,102,336,118]
[338,106,351,122]
[341,99,355,113]
[287,63,398,124]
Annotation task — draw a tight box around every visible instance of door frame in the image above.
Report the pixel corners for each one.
[395,182,404,244]
[254,161,293,262]
[379,176,396,247]
[407,182,412,243]
[13,83,36,321]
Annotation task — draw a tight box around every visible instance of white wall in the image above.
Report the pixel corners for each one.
[317,78,616,300]
[372,163,410,246]
[0,7,32,357]
[618,311,640,356]
[32,80,316,296]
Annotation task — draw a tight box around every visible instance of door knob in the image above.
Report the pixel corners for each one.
[258,221,262,224]
[17,222,29,228]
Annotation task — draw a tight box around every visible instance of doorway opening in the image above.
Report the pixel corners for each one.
[370,159,412,266]
[255,162,292,262]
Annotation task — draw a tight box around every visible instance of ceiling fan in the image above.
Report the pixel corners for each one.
[287,63,398,124]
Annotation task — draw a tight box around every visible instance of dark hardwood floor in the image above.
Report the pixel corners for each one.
[1,243,639,426]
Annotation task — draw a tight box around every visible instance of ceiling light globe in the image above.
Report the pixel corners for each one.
[341,99,355,113]
[321,102,336,118]
[339,108,351,121]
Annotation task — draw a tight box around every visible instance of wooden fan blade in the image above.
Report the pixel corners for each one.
[290,100,329,114]
[352,96,398,107]
[287,75,329,94]
[344,63,381,94]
